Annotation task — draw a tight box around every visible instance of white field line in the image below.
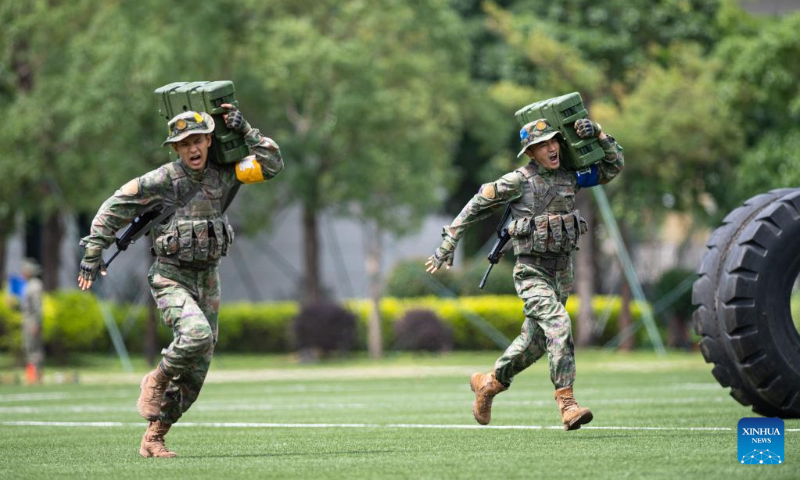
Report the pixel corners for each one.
[0,390,130,403]
[2,420,798,432]
[30,363,713,386]
[0,395,732,414]
[0,392,71,402]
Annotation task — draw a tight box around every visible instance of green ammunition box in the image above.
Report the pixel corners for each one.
[515,92,605,171]
[154,81,250,164]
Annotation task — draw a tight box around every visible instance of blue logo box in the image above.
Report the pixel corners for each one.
[738,417,784,465]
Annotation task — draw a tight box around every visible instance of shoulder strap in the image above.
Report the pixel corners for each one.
[222,183,241,213]
[155,180,202,227]
[515,164,557,217]
[103,167,202,269]
[176,181,203,207]
[152,163,204,230]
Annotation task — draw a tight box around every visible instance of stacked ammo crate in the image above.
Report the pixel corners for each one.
[515,92,604,171]
[155,81,250,164]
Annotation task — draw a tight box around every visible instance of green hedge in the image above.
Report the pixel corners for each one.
[1,290,653,357]
[347,295,648,350]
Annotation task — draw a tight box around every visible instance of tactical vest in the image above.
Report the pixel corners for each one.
[151,162,234,268]
[506,164,587,256]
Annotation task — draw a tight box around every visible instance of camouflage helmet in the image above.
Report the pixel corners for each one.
[517,119,562,158]
[21,258,41,277]
[162,111,215,146]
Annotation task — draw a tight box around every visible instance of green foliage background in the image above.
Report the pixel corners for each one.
[2,1,798,243]
[1,0,799,325]
[0,291,652,360]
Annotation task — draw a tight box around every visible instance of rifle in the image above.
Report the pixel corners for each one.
[478,205,512,289]
[103,182,203,270]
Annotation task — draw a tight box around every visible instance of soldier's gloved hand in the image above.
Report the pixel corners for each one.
[221,103,251,135]
[77,244,105,291]
[574,118,602,139]
[425,238,456,274]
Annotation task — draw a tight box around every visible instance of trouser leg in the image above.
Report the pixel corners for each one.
[149,264,219,424]
[495,263,576,389]
[533,291,576,389]
[493,318,547,386]
[160,346,213,424]
[159,296,214,375]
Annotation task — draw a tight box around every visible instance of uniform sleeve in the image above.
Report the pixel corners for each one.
[233,128,284,184]
[80,167,172,250]
[442,172,523,243]
[597,135,624,185]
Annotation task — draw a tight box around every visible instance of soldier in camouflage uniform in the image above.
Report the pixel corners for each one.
[426,118,623,430]
[78,104,283,457]
[20,259,44,384]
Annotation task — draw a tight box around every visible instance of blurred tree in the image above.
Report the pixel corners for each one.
[460,0,737,346]
[0,1,98,289]
[502,0,724,81]
[0,0,254,288]
[233,0,470,308]
[599,44,742,225]
[715,12,800,200]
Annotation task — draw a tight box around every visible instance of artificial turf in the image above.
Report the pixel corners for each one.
[1,350,797,479]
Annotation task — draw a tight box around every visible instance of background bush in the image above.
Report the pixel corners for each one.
[653,267,695,322]
[392,309,453,352]
[42,291,108,357]
[291,302,357,356]
[217,302,297,353]
[0,293,23,358]
[0,290,652,358]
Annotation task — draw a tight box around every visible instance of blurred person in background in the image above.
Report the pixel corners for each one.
[427,118,624,430]
[15,259,45,385]
[77,104,283,457]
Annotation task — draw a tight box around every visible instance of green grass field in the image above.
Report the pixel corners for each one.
[1,350,798,479]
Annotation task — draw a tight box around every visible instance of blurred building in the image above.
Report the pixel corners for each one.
[5,205,709,302]
[4,207,457,302]
[742,0,800,15]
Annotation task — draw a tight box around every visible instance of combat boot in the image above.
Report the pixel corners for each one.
[139,420,177,458]
[469,371,508,425]
[554,386,593,431]
[136,366,170,421]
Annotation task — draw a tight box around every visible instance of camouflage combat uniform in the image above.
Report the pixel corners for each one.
[21,275,44,373]
[81,121,282,424]
[441,127,623,389]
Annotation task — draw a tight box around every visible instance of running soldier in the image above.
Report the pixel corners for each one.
[18,259,44,384]
[78,104,283,456]
[426,118,623,430]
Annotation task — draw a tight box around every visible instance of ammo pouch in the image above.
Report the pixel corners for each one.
[152,219,233,264]
[508,211,588,255]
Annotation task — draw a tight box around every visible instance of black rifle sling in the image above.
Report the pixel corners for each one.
[103,180,203,269]
[495,166,556,258]
[480,165,558,288]
[221,182,240,214]
[151,180,203,231]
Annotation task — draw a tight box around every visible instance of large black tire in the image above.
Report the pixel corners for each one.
[692,188,800,418]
